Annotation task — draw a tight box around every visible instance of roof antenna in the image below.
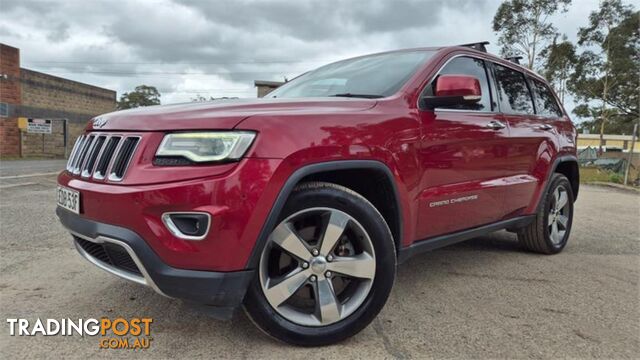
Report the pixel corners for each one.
[458,41,489,53]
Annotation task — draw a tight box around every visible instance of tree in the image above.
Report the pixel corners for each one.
[540,35,577,103]
[191,95,239,102]
[568,0,638,151]
[117,85,161,109]
[492,0,571,70]
[191,94,213,102]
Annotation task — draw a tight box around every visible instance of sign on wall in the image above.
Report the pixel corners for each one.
[20,118,52,134]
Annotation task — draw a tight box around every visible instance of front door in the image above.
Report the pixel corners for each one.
[416,56,511,240]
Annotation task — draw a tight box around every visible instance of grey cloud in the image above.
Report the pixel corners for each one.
[0,24,22,38]
[350,0,446,32]
[0,0,57,13]
[0,0,501,103]
[46,22,70,42]
[96,0,490,85]
[174,0,484,41]
[0,0,599,109]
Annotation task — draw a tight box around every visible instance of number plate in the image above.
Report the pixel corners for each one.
[57,186,80,214]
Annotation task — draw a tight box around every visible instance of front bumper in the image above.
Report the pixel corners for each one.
[57,158,283,271]
[57,208,254,317]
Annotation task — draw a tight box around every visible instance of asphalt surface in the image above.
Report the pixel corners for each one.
[0,160,638,359]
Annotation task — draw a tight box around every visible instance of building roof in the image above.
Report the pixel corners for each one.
[254,80,285,87]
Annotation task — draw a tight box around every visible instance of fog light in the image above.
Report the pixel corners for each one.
[161,212,211,241]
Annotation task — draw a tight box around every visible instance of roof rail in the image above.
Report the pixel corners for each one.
[458,41,489,53]
[505,56,523,65]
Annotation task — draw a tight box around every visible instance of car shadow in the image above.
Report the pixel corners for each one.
[395,231,527,285]
[444,230,522,252]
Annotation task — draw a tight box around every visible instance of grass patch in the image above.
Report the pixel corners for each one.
[580,167,613,183]
[580,166,639,185]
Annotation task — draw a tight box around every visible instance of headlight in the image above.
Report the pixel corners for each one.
[155,131,256,163]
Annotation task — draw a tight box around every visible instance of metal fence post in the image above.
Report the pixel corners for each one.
[624,123,638,186]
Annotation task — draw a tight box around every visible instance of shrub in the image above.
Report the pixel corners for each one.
[609,173,623,184]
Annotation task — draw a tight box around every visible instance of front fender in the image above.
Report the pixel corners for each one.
[243,159,408,269]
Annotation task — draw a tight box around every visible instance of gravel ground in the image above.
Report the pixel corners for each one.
[0,161,638,359]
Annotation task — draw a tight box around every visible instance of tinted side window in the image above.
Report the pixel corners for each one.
[425,57,492,111]
[493,64,535,115]
[531,80,563,117]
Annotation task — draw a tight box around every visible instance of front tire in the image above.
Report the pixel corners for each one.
[244,182,396,346]
[518,173,574,254]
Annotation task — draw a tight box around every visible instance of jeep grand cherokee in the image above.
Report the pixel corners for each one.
[57,43,578,346]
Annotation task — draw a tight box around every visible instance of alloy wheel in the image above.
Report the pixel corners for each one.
[548,185,570,245]
[259,207,376,327]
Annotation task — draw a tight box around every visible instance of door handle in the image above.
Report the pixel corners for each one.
[485,120,506,130]
[538,124,554,131]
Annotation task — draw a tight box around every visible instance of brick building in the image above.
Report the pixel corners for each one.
[254,80,284,98]
[0,43,116,157]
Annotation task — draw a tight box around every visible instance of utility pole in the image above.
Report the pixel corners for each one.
[624,123,638,186]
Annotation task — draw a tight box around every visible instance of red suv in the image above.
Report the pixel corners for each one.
[56,43,578,346]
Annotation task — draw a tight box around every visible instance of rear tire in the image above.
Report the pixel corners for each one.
[518,173,574,254]
[243,182,396,346]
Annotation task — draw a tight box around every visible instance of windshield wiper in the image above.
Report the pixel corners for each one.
[328,93,383,99]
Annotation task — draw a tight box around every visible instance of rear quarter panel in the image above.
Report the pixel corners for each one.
[522,116,577,214]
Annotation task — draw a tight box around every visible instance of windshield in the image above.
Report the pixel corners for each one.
[267,50,434,99]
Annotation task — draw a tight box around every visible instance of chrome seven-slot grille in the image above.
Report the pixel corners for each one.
[66,133,140,181]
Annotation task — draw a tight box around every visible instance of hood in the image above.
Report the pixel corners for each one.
[88,98,377,131]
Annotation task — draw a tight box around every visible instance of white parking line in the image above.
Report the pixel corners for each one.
[0,171,59,180]
[0,182,38,189]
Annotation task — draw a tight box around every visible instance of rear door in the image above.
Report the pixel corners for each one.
[491,63,558,217]
[416,56,512,239]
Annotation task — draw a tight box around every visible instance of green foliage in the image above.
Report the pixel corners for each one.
[540,35,577,102]
[190,95,239,102]
[191,95,214,102]
[492,0,571,69]
[117,85,161,110]
[568,1,639,135]
[609,172,623,184]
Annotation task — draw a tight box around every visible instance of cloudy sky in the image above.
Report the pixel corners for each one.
[1,0,603,110]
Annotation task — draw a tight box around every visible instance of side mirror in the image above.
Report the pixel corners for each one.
[421,74,482,109]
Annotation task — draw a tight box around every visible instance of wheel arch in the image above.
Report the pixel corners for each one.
[245,160,403,269]
[536,155,579,213]
[554,159,579,200]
